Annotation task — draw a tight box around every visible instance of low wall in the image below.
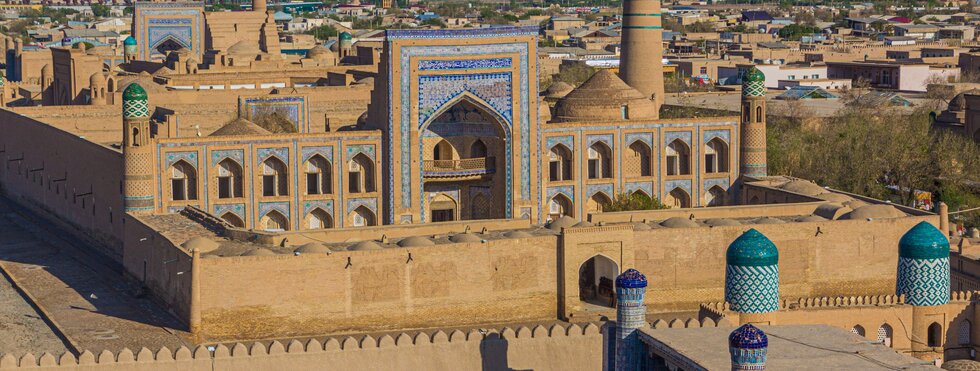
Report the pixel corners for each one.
[0,109,125,260]
[0,322,604,371]
[587,201,827,224]
[225,218,532,246]
[122,215,193,327]
[198,233,559,341]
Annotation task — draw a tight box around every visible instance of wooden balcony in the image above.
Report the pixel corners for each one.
[423,157,495,178]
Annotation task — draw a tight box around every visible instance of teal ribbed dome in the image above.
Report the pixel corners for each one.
[123,36,137,46]
[899,221,949,260]
[123,83,147,101]
[339,32,353,41]
[727,229,779,266]
[744,67,765,83]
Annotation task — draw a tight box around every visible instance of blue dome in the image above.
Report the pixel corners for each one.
[616,268,647,289]
[123,36,137,46]
[727,229,779,266]
[899,221,949,260]
[729,324,768,349]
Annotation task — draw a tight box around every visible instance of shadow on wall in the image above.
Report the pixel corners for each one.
[480,333,532,371]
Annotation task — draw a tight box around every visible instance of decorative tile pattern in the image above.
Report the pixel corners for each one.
[211,149,244,167]
[256,147,289,165]
[896,257,950,306]
[422,123,498,138]
[703,129,731,144]
[664,131,692,147]
[301,146,332,164]
[346,197,378,214]
[123,98,149,118]
[665,179,692,195]
[345,144,375,162]
[704,177,730,191]
[586,183,614,198]
[426,188,460,205]
[164,151,197,168]
[625,181,654,198]
[135,4,203,60]
[418,58,512,71]
[725,264,780,313]
[615,269,648,371]
[520,207,531,219]
[386,26,539,40]
[547,185,575,202]
[417,73,513,128]
[258,202,290,219]
[586,134,614,149]
[303,199,333,217]
[214,203,245,218]
[625,133,653,148]
[546,135,574,151]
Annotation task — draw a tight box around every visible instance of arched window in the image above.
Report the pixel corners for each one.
[308,208,332,229]
[470,139,488,158]
[705,138,729,173]
[430,193,457,222]
[170,160,197,201]
[579,254,619,307]
[220,212,245,228]
[433,139,453,161]
[587,142,612,179]
[132,127,140,147]
[959,320,972,345]
[261,157,288,197]
[351,205,375,227]
[628,141,652,177]
[549,145,573,181]
[850,325,865,337]
[666,139,691,176]
[705,185,726,207]
[261,210,289,231]
[305,155,331,195]
[549,194,573,220]
[348,153,375,193]
[928,323,942,347]
[587,192,611,213]
[877,324,893,348]
[217,158,243,199]
[756,106,763,121]
[665,187,691,208]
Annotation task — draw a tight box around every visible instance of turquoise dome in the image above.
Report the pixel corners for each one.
[726,229,778,266]
[899,221,949,260]
[123,83,147,101]
[339,32,353,41]
[123,36,137,46]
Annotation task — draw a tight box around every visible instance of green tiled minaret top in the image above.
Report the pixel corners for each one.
[742,67,766,98]
[123,83,149,119]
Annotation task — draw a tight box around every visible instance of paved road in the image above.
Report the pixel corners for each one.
[0,197,192,354]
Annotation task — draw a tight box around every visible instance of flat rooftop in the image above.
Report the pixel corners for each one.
[639,325,939,370]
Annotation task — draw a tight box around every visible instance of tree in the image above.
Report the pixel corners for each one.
[90,4,110,17]
[251,107,298,134]
[551,63,595,86]
[307,24,338,40]
[602,192,669,212]
[778,24,820,41]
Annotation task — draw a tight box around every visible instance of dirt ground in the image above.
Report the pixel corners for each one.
[0,258,68,356]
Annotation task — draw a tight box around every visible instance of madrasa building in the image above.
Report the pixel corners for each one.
[0,1,974,369]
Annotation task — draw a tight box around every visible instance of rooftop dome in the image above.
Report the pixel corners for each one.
[349,240,382,251]
[90,72,105,87]
[841,204,906,220]
[552,70,657,123]
[397,236,434,247]
[542,81,574,99]
[752,217,786,224]
[899,221,949,260]
[573,221,594,228]
[209,117,272,137]
[241,248,275,256]
[727,229,778,266]
[504,231,533,238]
[122,82,148,101]
[449,233,483,243]
[306,44,333,59]
[295,242,331,254]
[181,236,219,253]
[796,215,827,223]
[227,40,261,55]
[632,222,652,231]
[546,216,577,231]
[743,67,766,84]
[339,31,353,41]
[729,324,768,349]
[660,217,699,228]
[123,36,137,46]
[705,218,742,227]
[814,192,853,203]
[615,268,647,289]
[779,180,826,197]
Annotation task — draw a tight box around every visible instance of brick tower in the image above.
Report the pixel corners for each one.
[619,0,664,110]
[740,67,767,178]
[122,83,155,214]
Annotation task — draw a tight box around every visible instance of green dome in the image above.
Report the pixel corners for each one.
[123,36,137,46]
[339,32,353,41]
[123,83,148,101]
[899,221,949,260]
[744,67,765,83]
[727,229,779,266]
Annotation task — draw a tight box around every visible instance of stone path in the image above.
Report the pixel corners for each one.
[0,239,68,356]
[0,197,192,354]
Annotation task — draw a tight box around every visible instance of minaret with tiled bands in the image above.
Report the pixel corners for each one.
[122,83,155,214]
[897,221,951,357]
[740,67,767,178]
[729,324,769,370]
[725,228,779,324]
[614,268,648,371]
[619,0,664,111]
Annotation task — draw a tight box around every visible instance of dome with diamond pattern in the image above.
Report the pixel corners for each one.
[899,221,949,259]
[122,83,149,119]
[896,221,950,306]
[726,228,778,266]
[725,229,780,313]
[742,67,766,97]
